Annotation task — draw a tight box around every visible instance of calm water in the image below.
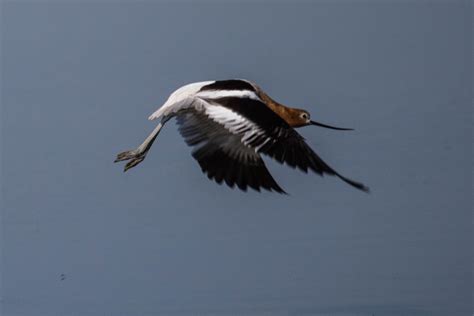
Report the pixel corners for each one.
[1,1,472,316]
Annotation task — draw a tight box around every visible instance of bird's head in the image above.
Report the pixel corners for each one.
[287,108,354,131]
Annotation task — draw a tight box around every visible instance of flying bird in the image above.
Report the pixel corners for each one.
[115,79,369,194]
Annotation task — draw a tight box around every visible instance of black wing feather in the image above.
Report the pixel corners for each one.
[209,97,369,192]
[176,110,286,193]
[191,141,285,193]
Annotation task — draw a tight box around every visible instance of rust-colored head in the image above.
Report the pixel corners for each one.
[284,108,312,127]
[257,91,310,127]
[257,88,353,130]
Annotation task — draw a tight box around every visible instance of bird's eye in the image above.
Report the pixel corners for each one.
[301,113,309,120]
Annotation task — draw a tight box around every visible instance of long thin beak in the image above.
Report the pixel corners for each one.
[310,120,353,131]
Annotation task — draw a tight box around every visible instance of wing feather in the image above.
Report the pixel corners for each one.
[162,92,367,193]
[203,97,369,192]
[176,110,286,193]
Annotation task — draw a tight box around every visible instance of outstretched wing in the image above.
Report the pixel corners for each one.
[176,111,285,193]
[199,96,369,192]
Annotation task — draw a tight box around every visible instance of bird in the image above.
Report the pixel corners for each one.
[114,79,369,194]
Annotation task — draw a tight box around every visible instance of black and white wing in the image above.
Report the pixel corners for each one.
[195,95,369,193]
[176,110,286,193]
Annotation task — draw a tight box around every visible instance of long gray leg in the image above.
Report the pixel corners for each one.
[114,120,166,172]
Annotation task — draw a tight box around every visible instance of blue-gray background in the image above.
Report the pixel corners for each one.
[1,1,472,315]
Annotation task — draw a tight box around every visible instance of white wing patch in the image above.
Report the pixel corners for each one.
[204,104,268,150]
[176,111,259,164]
[196,89,260,101]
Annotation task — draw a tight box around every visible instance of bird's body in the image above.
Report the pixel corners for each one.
[115,79,369,193]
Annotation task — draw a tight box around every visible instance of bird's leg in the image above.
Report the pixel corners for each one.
[114,122,164,172]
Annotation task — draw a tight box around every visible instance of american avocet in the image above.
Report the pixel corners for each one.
[115,79,369,194]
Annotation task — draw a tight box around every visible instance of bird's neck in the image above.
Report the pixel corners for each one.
[258,91,300,126]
